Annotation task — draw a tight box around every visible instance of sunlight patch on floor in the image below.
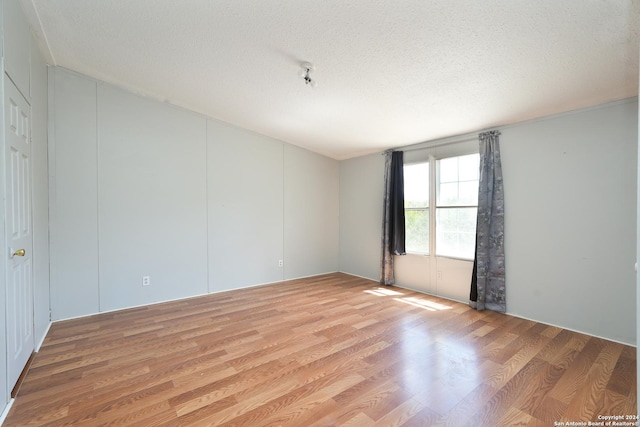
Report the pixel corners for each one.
[364,287,405,297]
[364,288,452,311]
[394,297,452,311]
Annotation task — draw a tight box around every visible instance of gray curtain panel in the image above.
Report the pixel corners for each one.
[381,151,405,285]
[470,130,506,312]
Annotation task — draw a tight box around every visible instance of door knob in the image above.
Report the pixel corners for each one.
[12,249,25,257]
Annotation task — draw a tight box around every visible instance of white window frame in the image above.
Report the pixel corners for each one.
[403,146,479,261]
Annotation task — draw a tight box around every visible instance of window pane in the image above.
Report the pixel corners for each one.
[458,181,478,205]
[437,154,479,207]
[458,153,479,181]
[438,157,458,183]
[404,163,429,208]
[405,208,429,254]
[436,207,477,259]
[438,182,458,205]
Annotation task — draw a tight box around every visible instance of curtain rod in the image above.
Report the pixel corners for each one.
[382,135,478,155]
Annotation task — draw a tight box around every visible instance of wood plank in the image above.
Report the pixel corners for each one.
[4,273,636,426]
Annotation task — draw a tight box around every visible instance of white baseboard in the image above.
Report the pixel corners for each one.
[0,398,15,427]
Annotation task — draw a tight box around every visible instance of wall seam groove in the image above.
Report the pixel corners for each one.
[95,82,101,312]
[205,119,210,293]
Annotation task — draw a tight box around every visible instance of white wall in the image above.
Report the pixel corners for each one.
[30,33,50,349]
[49,67,340,320]
[49,70,99,319]
[3,0,29,96]
[207,119,284,292]
[503,100,637,345]
[394,255,475,303]
[339,153,384,279]
[284,144,339,279]
[98,84,208,311]
[340,99,638,345]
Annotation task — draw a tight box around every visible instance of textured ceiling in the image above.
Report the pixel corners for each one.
[23,0,639,159]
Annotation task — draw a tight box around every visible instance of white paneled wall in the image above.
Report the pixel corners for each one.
[3,0,30,96]
[502,100,637,345]
[49,67,340,320]
[284,144,339,279]
[394,255,434,295]
[338,153,385,279]
[49,70,100,319]
[433,257,474,302]
[207,119,284,292]
[30,33,50,349]
[97,84,208,311]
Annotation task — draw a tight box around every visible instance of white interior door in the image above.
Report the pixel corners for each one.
[4,75,34,391]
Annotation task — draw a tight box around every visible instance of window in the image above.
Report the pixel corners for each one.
[404,153,479,259]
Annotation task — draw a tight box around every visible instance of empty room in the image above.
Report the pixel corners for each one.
[1,0,638,426]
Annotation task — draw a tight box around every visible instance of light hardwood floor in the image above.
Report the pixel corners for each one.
[4,273,637,426]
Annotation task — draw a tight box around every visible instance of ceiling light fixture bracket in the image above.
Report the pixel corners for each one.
[299,62,317,87]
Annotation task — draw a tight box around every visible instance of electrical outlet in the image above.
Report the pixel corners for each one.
[278,260,284,268]
[142,276,151,286]
[437,271,442,280]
